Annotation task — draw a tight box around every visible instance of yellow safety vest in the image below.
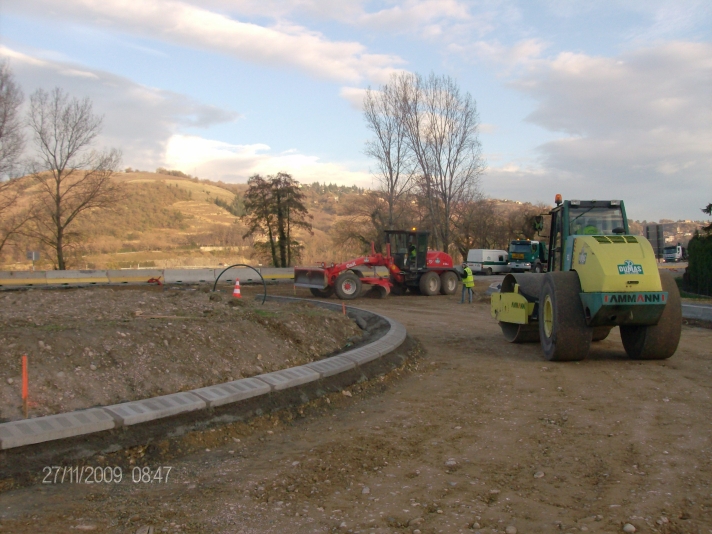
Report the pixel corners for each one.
[463,267,474,288]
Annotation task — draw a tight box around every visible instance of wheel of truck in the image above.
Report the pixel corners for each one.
[533,262,543,273]
[620,271,681,360]
[485,267,493,276]
[335,272,362,300]
[538,271,592,361]
[309,287,334,298]
[367,285,389,299]
[390,282,406,296]
[499,322,540,343]
[419,271,441,296]
[439,271,458,295]
[592,326,612,342]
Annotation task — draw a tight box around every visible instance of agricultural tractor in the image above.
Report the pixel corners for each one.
[294,230,459,300]
[491,196,682,361]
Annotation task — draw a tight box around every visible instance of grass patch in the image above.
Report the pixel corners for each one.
[253,309,278,318]
[675,277,709,299]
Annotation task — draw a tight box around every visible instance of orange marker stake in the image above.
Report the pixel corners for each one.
[342,302,346,315]
[22,355,28,419]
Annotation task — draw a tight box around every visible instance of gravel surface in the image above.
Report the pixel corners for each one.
[0,286,361,421]
[0,282,710,533]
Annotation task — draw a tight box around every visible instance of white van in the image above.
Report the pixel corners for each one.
[466,249,510,275]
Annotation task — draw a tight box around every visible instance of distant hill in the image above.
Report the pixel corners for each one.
[0,171,369,270]
[2,170,707,270]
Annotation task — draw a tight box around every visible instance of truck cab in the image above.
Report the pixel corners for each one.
[663,244,685,262]
[508,240,547,273]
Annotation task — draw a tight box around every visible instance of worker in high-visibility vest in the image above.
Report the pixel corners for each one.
[460,262,474,304]
[408,244,417,268]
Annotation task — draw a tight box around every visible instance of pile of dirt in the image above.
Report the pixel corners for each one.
[0,287,362,422]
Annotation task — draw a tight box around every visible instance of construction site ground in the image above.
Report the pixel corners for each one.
[0,286,362,422]
[1,281,711,534]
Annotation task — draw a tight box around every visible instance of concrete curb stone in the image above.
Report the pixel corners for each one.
[191,378,271,408]
[0,408,115,449]
[0,297,406,450]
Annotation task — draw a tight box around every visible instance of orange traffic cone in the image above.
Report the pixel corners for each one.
[233,279,241,298]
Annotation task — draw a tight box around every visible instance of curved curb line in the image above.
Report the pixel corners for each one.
[0,298,406,451]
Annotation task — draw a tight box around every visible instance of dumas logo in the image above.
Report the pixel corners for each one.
[617,260,643,275]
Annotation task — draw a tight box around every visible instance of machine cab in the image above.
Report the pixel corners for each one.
[547,200,629,271]
[385,230,429,271]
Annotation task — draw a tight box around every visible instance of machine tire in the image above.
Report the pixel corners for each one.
[439,271,458,295]
[533,262,543,273]
[620,271,681,360]
[500,322,540,343]
[367,285,389,299]
[538,271,592,361]
[309,287,334,298]
[592,326,612,342]
[390,282,406,296]
[335,272,362,300]
[419,271,441,296]
[485,267,493,276]
[351,269,364,279]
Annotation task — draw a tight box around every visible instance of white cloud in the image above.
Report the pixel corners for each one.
[2,46,369,185]
[1,46,238,170]
[165,135,372,185]
[488,41,712,220]
[339,86,369,110]
[448,38,548,72]
[4,0,406,85]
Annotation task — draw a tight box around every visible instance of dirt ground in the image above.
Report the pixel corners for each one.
[0,281,711,534]
[0,286,361,422]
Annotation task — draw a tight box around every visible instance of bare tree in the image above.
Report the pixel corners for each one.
[400,72,486,252]
[0,61,29,256]
[28,87,122,270]
[0,61,25,179]
[363,74,414,228]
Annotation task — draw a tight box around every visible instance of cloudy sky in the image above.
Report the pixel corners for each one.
[1,0,710,221]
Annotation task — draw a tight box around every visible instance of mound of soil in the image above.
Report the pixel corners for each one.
[0,287,361,422]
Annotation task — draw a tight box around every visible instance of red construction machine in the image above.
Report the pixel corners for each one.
[294,230,460,300]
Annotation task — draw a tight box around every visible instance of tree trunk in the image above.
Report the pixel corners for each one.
[56,229,66,270]
[267,226,278,267]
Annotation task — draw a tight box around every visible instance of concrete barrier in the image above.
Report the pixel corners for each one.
[258,267,295,281]
[46,270,110,286]
[0,271,48,287]
[106,269,164,284]
[213,268,260,284]
[163,269,216,284]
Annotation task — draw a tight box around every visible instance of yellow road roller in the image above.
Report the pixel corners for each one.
[491,195,682,361]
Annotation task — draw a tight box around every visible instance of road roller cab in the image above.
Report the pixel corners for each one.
[491,196,682,361]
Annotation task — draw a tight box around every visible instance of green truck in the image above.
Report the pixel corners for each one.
[508,239,547,273]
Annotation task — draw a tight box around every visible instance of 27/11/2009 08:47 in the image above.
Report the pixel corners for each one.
[41,465,172,484]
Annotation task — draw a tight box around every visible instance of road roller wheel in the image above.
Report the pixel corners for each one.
[419,271,441,296]
[499,321,540,343]
[309,287,334,298]
[335,271,362,300]
[439,271,458,295]
[620,271,681,360]
[592,326,612,342]
[538,271,592,361]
